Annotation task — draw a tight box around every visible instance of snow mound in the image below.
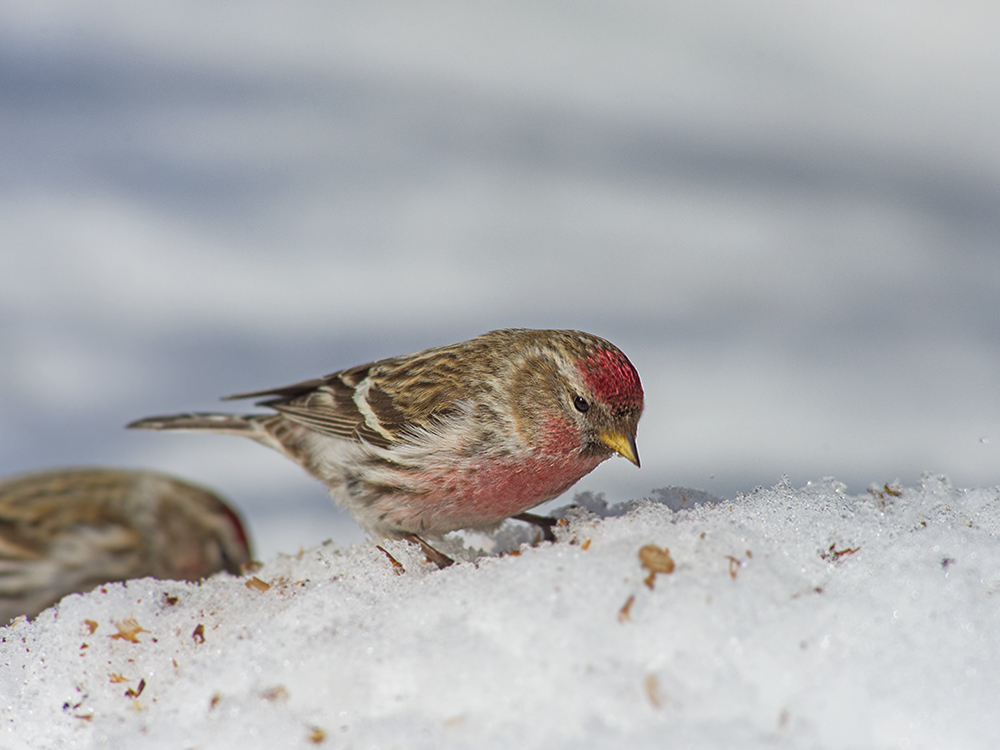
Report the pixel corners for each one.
[3,475,999,749]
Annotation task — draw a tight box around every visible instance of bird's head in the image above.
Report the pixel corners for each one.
[508,330,644,467]
[567,342,644,466]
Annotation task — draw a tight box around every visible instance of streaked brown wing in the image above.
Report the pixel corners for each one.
[219,344,470,448]
[225,363,397,448]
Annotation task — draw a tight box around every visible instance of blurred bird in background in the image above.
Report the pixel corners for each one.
[0,468,252,622]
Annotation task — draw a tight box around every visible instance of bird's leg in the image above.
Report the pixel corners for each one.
[513,512,558,543]
[399,533,455,569]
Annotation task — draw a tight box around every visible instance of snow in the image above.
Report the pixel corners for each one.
[4,475,999,749]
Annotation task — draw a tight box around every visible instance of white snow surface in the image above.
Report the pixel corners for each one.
[4,475,998,749]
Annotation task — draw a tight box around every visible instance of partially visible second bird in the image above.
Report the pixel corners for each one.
[0,468,252,622]
[129,328,644,566]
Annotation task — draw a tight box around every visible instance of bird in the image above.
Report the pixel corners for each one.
[128,328,643,567]
[0,468,252,622]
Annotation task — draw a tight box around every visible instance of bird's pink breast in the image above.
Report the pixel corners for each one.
[401,450,606,532]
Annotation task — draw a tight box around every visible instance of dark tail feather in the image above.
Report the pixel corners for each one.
[127,413,259,434]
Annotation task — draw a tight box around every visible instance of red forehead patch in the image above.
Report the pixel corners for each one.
[578,347,644,409]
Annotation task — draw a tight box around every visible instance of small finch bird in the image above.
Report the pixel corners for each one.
[129,329,643,567]
[0,468,252,621]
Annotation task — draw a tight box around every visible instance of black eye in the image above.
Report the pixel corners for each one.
[573,395,590,413]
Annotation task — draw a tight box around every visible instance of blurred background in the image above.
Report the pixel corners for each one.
[2,1,998,559]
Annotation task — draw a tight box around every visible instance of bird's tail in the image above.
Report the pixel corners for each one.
[127,412,324,483]
[127,413,263,437]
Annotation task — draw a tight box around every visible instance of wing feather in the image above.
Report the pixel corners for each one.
[223,363,402,448]
[216,346,472,449]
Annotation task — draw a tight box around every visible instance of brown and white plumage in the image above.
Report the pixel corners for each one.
[0,468,251,622]
[129,329,643,563]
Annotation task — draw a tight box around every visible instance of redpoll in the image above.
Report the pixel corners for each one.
[0,468,251,621]
[129,328,643,566]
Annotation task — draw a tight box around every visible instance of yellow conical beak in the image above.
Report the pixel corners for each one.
[600,430,640,468]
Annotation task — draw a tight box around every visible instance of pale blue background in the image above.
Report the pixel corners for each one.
[2,1,998,557]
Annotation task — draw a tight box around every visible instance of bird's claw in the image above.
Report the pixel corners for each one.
[400,533,455,569]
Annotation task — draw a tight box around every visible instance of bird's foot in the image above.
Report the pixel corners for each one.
[399,533,455,569]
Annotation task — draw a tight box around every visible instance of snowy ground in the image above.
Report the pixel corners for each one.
[4,475,999,749]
